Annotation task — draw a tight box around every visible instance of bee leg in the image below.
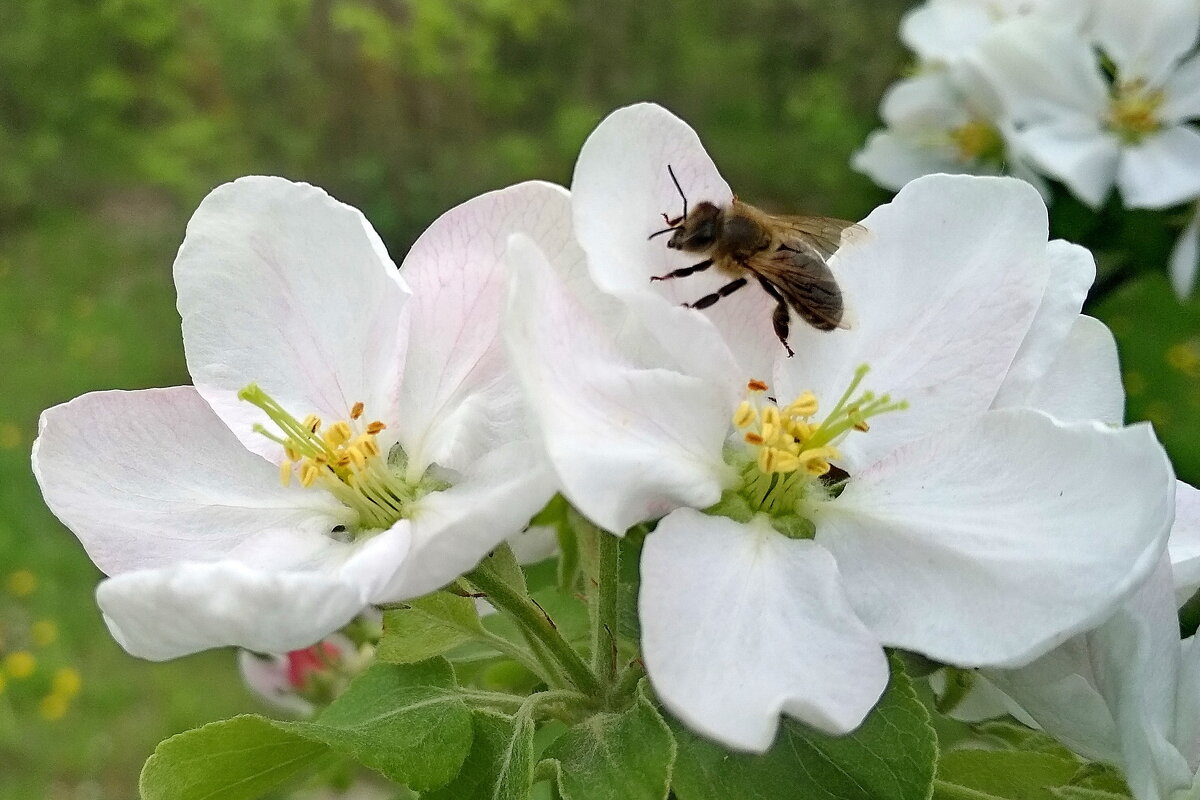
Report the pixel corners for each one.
[756,276,795,357]
[684,277,748,310]
[650,258,713,282]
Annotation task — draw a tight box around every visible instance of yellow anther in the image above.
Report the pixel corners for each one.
[786,419,813,440]
[744,432,764,445]
[300,462,321,488]
[324,421,353,448]
[285,446,301,462]
[854,420,870,433]
[805,459,832,476]
[347,446,367,470]
[351,402,365,420]
[279,459,294,488]
[358,436,380,458]
[367,420,387,435]
[336,453,353,468]
[302,414,322,434]
[787,392,819,417]
[733,401,757,428]
[747,379,769,393]
[761,406,781,427]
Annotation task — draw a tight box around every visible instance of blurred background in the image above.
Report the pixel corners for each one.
[0,1,1196,797]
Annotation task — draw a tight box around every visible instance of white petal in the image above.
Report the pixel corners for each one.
[1169,481,1200,603]
[1021,315,1126,424]
[973,20,1109,121]
[176,176,410,461]
[777,174,1048,470]
[570,102,770,381]
[505,233,731,533]
[31,386,352,576]
[1014,120,1120,208]
[1091,0,1200,86]
[396,181,577,473]
[880,73,970,131]
[816,409,1174,666]
[1169,203,1200,300]
[98,562,368,660]
[992,240,1096,409]
[380,440,554,599]
[900,2,994,63]
[1119,126,1200,209]
[851,130,968,192]
[983,638,1122,763]
[1162,55,1200,123]
[639,510,889,752]
[1087,558,1195,800]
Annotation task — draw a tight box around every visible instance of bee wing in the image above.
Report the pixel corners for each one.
[770,215,866,261]
[753,244,845,331]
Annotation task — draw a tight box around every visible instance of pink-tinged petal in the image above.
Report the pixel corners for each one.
[505,233,732,533]
[238,650,316,716]
[1162,55,1200,123]
[973,20,1109,121]
[1092,0,1200,86]
[1014,120,1120,209]
[98,562,368,660]
[1119,126,1200,209]
[1022,315,1125,424]
[1169,203,1200,300]
[777,174,1048,470]
[816,409,1174,667]
[983,639,1122,763]
[639,510,889,752]
[396,181,577,474]
[1085,558,1195,800]
[32,387,352,577]
[1169,481,1200,603]
[992,240,1095,409]
[570,102,769,382]
[379,440,554,600]
[176,176,410,461]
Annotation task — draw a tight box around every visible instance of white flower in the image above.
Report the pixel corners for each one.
[900,0,1092,65]
[504,102,1175,752]
[973,2,1200,209]
[33,176,563,660]
[854,70,1050,196]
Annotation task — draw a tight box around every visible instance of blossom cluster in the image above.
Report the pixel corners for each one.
[854,0,1200,299]
[28,102,1200,797]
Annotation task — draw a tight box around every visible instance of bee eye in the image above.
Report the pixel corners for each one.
[687,222,716,249]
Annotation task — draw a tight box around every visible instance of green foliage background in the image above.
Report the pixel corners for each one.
[0,1,1195,797]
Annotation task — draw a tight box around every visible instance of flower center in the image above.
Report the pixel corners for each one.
[239,384,444,534]
[1108,80,1164,143]
[948,119,1004,163]
[714,365,907,537]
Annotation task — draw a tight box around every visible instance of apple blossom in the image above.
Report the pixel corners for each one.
[899,0,1091,66]
[973,2,1200,209]
[33,176,564,660]
[504,102,1175,752]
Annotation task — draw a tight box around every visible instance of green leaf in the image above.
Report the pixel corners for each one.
[973,721,1079,760]
[139,715,327,800]
[1050,789,1131,800]
[542,682,676,800]
[935,750,1082,800]
[425,710,536,800]
[140,660,474,800]
[671,656,936,800]
[284,659,473,791]
[379,591,485,664]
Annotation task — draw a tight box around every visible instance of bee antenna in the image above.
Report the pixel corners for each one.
[667,164,688,220]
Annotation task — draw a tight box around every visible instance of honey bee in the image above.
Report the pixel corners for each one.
[649,165,862,357]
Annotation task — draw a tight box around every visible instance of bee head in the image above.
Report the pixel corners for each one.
[667,202,722,252]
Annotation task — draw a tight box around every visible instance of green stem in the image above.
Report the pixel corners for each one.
[457,688,526,713]
[612,658,646,703]
[466,561,603,698]
[591,528,621,686]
